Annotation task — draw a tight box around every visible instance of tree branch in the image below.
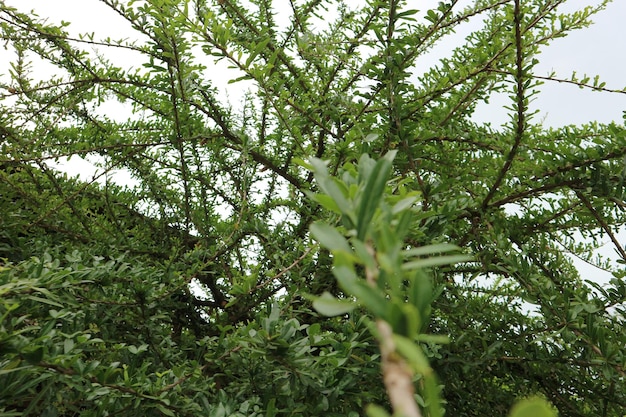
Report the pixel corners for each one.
[482,0,525,209]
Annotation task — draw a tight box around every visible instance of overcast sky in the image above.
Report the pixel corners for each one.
[2,0,625,285]
[4,0,625,127]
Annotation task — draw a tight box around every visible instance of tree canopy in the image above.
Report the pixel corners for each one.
[1,0,625,416]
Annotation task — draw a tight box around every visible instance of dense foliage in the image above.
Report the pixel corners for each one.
[1,0,625,415]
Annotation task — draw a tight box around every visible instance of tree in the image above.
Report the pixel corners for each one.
[1,0,625,415]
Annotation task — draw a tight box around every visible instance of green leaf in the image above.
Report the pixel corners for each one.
[332,264,359,283]
[309,157,330,177]
[0,365,31,376]
[423,371,444,417]
[407,269,433,316]
[509,397,557,417]
[227,74,253,84]
[312,292,356,317]
[245,37,271,67]
[388,302,420,338]
[334,266,388,319]
[25,295,64,308]
[266,397,277,417]
[402,254,473,270]
[414,334,449,344]
[310,222,351,253]
[127,344,147,355]
[156,404,176,417]
[392,334,432,375]
[293,157,313,171]
[22,346,44,364]
[364,133,379,143]
[352,239,377,270]
[396,9,418,19]
[320,177,353,216]
[403,243,463,257]
[365,404,391,417]
[0,357,24,375]
[356,151,396,240]
[64,338,75,354]
[310,193,342,213]
[391,196,418,214]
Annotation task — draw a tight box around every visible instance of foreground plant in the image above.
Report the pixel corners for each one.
[308,151,467,417]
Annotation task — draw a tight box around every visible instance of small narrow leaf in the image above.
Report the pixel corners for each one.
[25,295,64,308]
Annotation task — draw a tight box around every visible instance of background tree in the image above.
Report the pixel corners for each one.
[1,0,625,416]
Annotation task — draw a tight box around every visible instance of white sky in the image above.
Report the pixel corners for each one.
[3,0,625,126]
[2,0,625,286]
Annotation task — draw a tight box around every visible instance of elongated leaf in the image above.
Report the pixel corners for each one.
[0,365,31,376]
[309,157,330,179]
[357,153,376,182]
[356,151,396,240]
[292,157,313,171]
[266,398,277,417]
[245,37,271,67]
[414,334,450,344]
[0,358,24,374]
[391,196,418,214]
[310,193,342,213]
[423,370,444,417]
[156,404,176,417]
[64,338,74,354]
[389,302,420,339]
[403,243,462,257]
[392,334,432,375]
[407,269,432,316]
[334,266,388,319]
[321,177,352,215]
[312,292,356,317]
[351,239,377,270]
[25,295,64,308]
[310,222,351,253]
[402,254,472,270]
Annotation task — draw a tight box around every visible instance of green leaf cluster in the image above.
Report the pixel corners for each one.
[1,0,625,415]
